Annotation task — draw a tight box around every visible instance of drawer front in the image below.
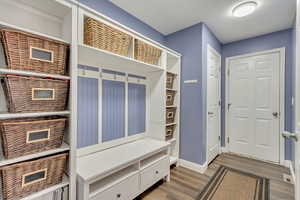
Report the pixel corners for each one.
[90,173,139,200]
[140,157,169,191]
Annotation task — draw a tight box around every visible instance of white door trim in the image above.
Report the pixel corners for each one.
[224,47,286,165]
[206,44,222,164]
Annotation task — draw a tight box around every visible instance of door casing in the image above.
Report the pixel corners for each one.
[224,48,286,165]
[206,44,222,164]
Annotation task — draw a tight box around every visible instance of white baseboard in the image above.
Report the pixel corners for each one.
[285,160,296,184]
[178,159,207,174]
[220,147,228,153]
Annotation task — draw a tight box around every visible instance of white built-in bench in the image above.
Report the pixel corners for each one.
[77,138,170,200]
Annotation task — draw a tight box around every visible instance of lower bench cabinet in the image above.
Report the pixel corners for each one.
[140,156,169,191]
[90,173,139,200]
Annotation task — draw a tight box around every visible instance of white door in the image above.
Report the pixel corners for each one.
[228,52,280,163]
[207,45,221,164]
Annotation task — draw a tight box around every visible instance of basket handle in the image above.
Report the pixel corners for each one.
[30,46,54,63]
[22,168,48,187]
[26,129,50,144]
[32,88,55,101]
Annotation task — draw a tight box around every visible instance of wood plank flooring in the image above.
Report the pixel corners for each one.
[135,153,294,200]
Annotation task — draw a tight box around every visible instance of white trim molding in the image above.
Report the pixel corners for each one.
[224,47,286,165]
[178,159,208,174]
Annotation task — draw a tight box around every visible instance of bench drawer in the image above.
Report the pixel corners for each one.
[140,157,169,191]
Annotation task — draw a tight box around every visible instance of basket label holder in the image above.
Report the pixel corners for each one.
[32,88,55,101]
[22,168,48,187]
[30,47,54,63]
[26,129,51,143]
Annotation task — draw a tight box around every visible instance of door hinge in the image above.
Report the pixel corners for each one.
[218,136,221,141]
[227,69,230,76]
[218,101,221,106]
[227,103,232,110]
[227,137,230,144]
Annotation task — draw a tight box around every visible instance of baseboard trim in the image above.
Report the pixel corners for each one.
[178,159,207,174]
[220,147,228,153]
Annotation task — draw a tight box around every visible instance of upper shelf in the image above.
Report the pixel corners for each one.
[78,44,164,75]
[0,0,72,43]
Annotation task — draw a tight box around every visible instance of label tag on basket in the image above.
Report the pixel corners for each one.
[22,169,48,187]
[32,88,55,100]
[26,129,50,143]
[30,47,54,63]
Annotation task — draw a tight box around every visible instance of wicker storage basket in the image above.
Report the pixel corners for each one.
[166,72,176,89]
[84,17,132,56]
[166,107,177,124]
[166,124,176,140]
[1,29,68,75]
[166,90,176,106]
[134,39,162,65]
[0,153,67,200]
[1,75,69,113]
[0,117,66,159]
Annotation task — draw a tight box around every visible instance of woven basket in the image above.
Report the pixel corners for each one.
[134,39,162,65]
[1,153,67,200]
[166,90,176,106]
[166,124,176,140]
[166,72,176,89]
[0,117,66,159]
[166,107,177,124]
[84,17,132,56]
[1,29,68,75]
[1,75,69,113]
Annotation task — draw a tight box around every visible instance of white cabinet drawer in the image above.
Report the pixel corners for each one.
[140,157,169,191]
[90,173,139,200]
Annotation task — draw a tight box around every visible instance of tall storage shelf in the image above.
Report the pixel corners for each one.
[0,0,77,199]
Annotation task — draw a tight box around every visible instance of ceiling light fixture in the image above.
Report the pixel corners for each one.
[232,1,258,17]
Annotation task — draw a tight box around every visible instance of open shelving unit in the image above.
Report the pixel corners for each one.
[0,0,77,199]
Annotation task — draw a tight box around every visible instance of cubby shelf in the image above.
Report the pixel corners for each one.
[166,105,177,108]
[166,123,176,126]
[0,142,70,167]
[0,175,69,200]
[78,44,164,75]
[0,21,70,45]
[0,111,70,120]
[0,68,70,80]
[166,88,177,91]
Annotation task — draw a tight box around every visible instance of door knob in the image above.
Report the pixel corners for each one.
[272,112,279,118]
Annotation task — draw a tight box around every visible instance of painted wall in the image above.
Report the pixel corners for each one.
[165,24,204,164]
[222,29,294,160]
[165,23,221,165]
[78,0,165,44]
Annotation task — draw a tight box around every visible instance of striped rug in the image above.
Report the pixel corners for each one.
[197,166,269,200]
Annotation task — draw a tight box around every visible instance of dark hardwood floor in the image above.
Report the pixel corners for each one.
[136,153,294,200]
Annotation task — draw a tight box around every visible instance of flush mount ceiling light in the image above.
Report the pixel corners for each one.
[232,1,258,17]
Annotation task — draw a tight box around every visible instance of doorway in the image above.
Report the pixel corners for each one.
[225,48,285,163]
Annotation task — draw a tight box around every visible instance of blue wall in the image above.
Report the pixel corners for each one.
[165,23,221,165]
[78,0,165,44]
[165,24,203,164]
[222,29,294,160]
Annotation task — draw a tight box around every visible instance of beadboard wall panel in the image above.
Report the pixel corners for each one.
[102,80,126,142]
[77,76,99,148]
[128,83,146,136]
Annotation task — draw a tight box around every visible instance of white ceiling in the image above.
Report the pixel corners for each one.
[110,0,296,44]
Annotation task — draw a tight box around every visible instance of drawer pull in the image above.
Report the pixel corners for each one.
[117,194,121,198]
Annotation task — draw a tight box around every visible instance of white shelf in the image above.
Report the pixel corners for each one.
[0,111,70,119]
[19,175,69,200]
[167,138,176,143]
[166,105,177,108]
[166,88,177,92]
[170,156,178,165]
[166,123,176,126]
[78,44,164,75]
[0,68,70,80]
[0,143,70,167]
[0,21,70,44]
